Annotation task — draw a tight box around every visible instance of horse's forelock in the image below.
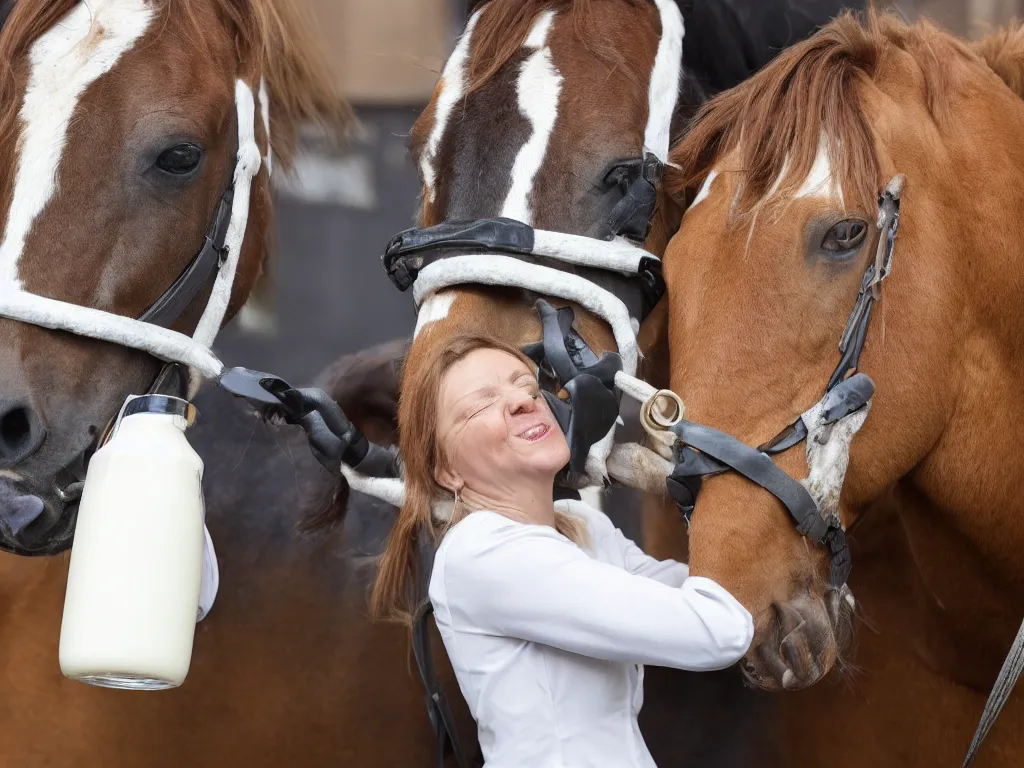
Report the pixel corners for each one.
[465,0,647,96]
[669,10,983,218]
[668,10,881,218]
[169,0,349,170]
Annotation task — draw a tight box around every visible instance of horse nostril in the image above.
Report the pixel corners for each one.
[1,407,29,447]
[0,400,45,468]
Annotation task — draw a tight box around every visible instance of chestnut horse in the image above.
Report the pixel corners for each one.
[662,11,1023,766]
[0,0,345,552]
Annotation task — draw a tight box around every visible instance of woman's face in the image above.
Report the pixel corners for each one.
[435,348,570,494]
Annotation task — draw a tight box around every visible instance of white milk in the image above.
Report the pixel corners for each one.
[59,396,205,690]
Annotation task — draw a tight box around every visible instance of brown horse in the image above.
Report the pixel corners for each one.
[662,10,1024,765]
[401,0,859,368]
[0,0,344,553]
[0,2,454,766]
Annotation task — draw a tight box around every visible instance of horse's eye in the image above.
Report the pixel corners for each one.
[156,143,203,175]
[821,218,868,258]
[602,163,633,191]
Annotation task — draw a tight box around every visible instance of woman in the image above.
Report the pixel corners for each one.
[372,334,753,767]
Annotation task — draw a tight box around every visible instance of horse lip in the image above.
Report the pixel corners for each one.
[0,486,45,537]
[53,436,97,500]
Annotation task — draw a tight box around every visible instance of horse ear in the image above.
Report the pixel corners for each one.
[312,337,409,446]
[680,0,858,93]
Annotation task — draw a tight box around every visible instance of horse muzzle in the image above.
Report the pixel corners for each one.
[740,586,855,691]
[0,472,80,555]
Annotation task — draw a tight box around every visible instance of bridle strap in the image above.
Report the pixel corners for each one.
[826,177,902,391]
[139,184,235,328]
[671,421,828,536]
[602,152,664,243]
[383,217,666,323]
[665,373,874,591]
[413,601,477,768]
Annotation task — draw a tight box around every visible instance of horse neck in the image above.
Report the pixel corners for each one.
[888,141,1024,689]
[973,25,1024,101]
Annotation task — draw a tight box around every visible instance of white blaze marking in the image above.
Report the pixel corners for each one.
[644,0,685,163]
[500,10,561,224]
[688,169,719,211]
[258,77,272,176]
[795,137,841,200]
[0,0,154,288]
[421,10,481,204]
[414,291,456,338]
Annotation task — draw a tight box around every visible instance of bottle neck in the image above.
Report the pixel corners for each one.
[115,413,189,438]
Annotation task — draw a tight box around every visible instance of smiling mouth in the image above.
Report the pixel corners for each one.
[517,424,550,442]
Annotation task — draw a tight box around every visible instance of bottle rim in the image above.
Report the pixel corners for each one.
[121,394,199,427]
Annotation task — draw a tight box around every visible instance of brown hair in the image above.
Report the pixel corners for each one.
[464,0,644,94]
[370,333,588,625]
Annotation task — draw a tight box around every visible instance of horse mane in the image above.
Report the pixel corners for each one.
[667,10,973,216]
[465,0,644,93]
[0,0,348,171]
[973,22,1024,100]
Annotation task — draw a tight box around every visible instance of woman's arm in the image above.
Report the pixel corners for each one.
[562,501,689,587]
[614,527,689,587]
[439,517,753,671]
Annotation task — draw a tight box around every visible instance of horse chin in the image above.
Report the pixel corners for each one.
[738,589,854,692]
[0,441,93,556]
[0,479,79,556]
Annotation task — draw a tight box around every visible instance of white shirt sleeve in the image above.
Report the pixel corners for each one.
[564,500,689,587]
[439,515,753,671]
[614,526,689,587]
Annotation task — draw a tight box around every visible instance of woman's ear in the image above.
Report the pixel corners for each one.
[435,465,463,495]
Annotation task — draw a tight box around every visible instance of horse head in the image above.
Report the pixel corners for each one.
[664,10,1024,692]
[0,0,345,554]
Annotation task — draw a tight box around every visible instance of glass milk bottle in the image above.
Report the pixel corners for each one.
[59,394,205,690]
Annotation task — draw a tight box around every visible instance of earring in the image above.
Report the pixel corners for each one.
[454,487,461,508]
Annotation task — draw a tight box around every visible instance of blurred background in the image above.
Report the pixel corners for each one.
[213,0,1024,386]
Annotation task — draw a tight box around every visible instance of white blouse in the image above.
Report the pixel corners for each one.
[429,499,754,768]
